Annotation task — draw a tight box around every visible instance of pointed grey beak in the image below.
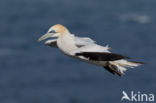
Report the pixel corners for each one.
[38,33,52,42]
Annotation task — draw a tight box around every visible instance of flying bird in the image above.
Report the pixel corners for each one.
[38,24,144,76]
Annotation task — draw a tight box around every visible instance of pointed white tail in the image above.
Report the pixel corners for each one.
[109,59,144,74]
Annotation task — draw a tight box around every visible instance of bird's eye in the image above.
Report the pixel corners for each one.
[49,30,57,33]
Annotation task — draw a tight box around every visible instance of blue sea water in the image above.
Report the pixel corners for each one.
[0,0,156,103]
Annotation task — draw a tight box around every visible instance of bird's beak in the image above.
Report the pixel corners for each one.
[38,33,54,42]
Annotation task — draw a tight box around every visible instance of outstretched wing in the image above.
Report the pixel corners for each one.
[75,52,130,76]
[45,39,58,48]
[75,52,130,61]
[69,44,111,56]
[74,36,95,47]
[71,36,111,54]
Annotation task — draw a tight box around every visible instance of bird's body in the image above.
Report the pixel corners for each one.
[57,34,78,54]
[38,24,144,76]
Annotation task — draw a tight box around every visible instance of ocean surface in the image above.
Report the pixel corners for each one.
[0,0,156,103]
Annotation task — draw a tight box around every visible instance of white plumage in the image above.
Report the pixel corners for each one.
[38,24,144,76]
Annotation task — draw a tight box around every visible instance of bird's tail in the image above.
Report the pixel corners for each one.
[109,59,144,76]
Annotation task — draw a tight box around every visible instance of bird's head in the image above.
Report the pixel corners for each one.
[38,24,70,42]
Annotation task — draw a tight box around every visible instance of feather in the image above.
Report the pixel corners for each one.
[75,52,130,61]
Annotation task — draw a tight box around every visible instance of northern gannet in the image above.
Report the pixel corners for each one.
[38,24,144,76]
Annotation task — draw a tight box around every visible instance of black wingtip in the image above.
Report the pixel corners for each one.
[103,64,123,77]
[75,53,82,56]
[75,52,130,61]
